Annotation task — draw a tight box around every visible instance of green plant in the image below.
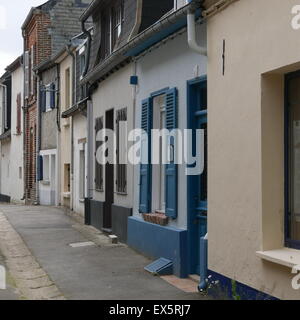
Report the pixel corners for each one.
[231,280,241,300]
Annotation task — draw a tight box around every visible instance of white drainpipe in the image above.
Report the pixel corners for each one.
[187,5,207,56]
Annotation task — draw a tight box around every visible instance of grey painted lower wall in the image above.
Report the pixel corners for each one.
[112,204,132,243]
[0,194,10,203]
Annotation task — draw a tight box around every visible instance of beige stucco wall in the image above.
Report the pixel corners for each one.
[207,0,300,299]
[58,55,73,207]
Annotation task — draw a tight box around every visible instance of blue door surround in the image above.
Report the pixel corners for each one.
[187,76,208,275]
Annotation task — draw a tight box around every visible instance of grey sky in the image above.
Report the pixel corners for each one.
[0,0,45,75]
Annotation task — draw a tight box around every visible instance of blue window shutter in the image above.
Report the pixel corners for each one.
[39,86,46,113]
[165,88,178,219]
[139,98,152,213]
[37,156,43,181]
[50,83,56,109]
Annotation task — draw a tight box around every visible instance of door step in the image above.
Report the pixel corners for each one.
[189,274,200,283]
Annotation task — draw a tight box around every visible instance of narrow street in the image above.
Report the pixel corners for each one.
[0,204,206,300]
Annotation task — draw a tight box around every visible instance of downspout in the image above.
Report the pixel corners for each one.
[81,17,93,216]
[187,0,208,292]
[0,83,7,196]
[187,1,207,56]
[65,45,76,209]
[35,72,41,205]
[21,33,27,202]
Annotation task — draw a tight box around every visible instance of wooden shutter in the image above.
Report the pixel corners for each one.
[37,155,43,181]
[95,117,104,191]
[50,83,56,109]
[165,88,178,219]
[116,108,127,193]
[39,85,46,113]
[139,98,152,213]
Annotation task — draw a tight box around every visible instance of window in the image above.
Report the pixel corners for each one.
[44,83,56,112]
[30,45,35,96]
[16,93,21,135]
[139,88,178,218]
[285,71,300,248]
[43,155,50,182]
[65,68,71,110]
[99,0,124,61]
[64,164,71,193]
[116,108,127,194]
[95,117,104,191]
[174,0,186,10]
[111,1,124,50]
[152,95,167,213]
[24,51,29,99]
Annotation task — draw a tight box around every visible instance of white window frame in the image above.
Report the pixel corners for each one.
[45,84,52,112]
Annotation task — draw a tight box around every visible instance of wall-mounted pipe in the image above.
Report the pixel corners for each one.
[187,6,207,56]
[198,233,208,292]
[187,0,207,56]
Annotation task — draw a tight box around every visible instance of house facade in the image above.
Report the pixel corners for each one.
[82,0,175,242]
[22,0,92,204]
[0,58,25,204]
[36,61,59,206]
[125,1,207,278]
[61,39,88,216]
[204,0,300,300]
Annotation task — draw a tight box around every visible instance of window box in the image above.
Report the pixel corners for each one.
[143,213,169,226]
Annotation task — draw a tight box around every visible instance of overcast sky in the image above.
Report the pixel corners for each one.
[0,0,46,75]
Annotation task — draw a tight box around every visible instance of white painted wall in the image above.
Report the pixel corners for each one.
[133,24,207,229]
[0,65,24,203]
[92,64,135,209]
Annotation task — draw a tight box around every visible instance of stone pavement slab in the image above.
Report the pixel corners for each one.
[0,204,208,300]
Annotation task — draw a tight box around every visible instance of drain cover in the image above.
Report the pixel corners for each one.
[69,241,95,248]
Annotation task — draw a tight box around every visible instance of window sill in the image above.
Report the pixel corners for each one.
[63,192,71,199]
[41,180,50,186]
[256,248,300,269]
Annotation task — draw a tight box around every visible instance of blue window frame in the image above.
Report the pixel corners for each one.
[285,70,300,250]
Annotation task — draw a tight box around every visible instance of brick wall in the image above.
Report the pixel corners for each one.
[24,12,51,203]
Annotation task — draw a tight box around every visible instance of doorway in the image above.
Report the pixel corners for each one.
[103,109,114,231]
[187,77,208,275]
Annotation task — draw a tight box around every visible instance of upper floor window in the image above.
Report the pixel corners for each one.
[100,0,124,61]
[174,0,186,10]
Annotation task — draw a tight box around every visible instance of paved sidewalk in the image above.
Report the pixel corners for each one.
[0,204,206,300]
[0,254,19,300]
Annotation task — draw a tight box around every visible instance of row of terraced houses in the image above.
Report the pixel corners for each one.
[1,0,300,300]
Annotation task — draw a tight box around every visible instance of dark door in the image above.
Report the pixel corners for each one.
[103,109,114,231]
[187,77,208,275]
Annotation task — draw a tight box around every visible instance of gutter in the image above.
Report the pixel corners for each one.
[81,1,202,85]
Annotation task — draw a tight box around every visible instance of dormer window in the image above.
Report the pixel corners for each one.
[99,0,124,61]
[174,0,187,10]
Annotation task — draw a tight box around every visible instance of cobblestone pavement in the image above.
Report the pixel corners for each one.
[0,204,208,300]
